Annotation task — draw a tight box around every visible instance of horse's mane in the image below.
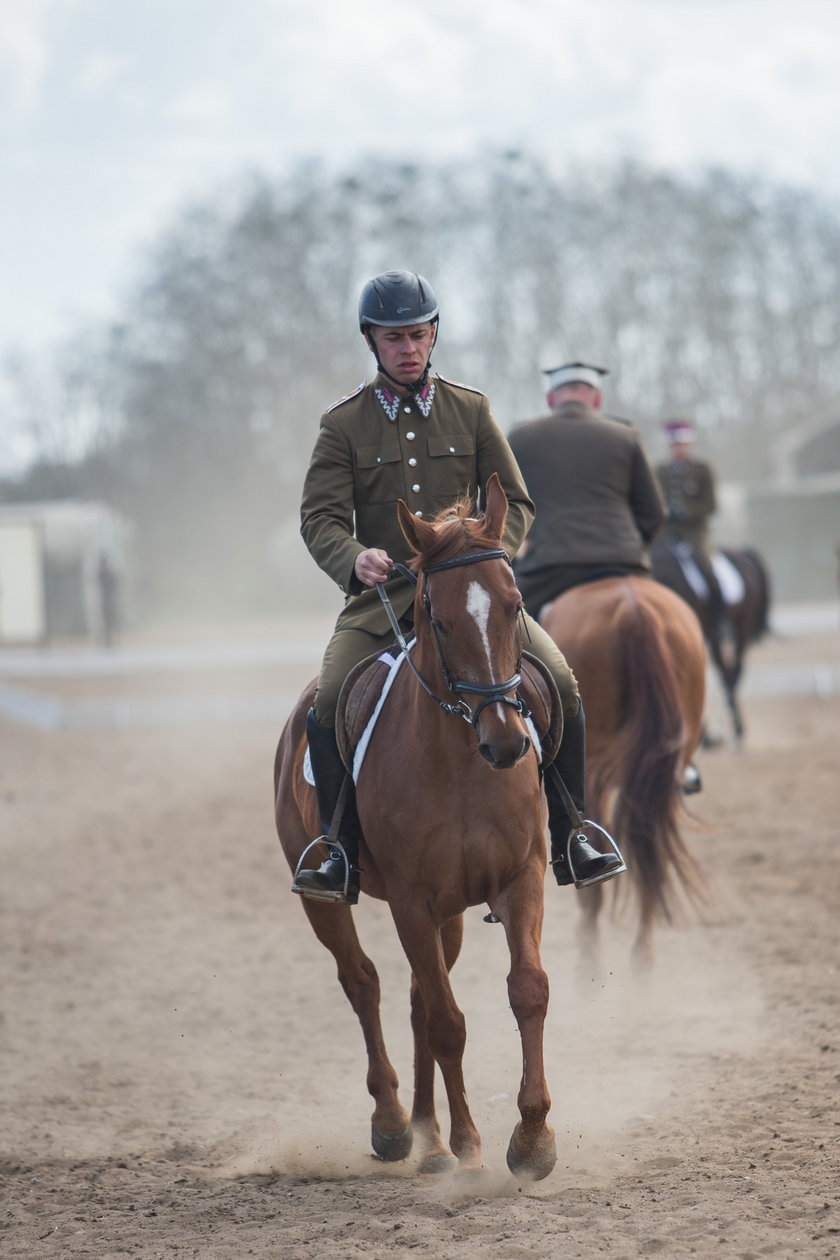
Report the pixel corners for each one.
[408,492,501,572]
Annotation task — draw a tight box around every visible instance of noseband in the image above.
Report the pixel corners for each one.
[376,550,526,728]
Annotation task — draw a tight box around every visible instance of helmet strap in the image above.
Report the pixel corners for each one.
[373,361,432,393]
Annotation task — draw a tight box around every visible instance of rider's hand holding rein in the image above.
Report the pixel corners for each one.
[355,548,394,588]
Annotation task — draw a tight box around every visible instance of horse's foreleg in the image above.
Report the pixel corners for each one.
[410,915,463,1172]
[300,899,412,1161]
[391,906,481,1169]
[494,869,556,1182]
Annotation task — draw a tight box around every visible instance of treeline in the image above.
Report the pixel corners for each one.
[4,151,839,617]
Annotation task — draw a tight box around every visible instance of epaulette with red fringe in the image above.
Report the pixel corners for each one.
[326,382,366,412]
[434,373,484,396]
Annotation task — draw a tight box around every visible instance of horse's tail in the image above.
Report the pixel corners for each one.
[599,594,706,926]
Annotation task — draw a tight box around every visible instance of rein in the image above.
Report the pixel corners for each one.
[375,549,526,727]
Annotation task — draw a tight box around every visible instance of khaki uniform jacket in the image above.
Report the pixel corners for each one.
[507,401,665,574]
[301,373,535,636]
[655,458,716,547]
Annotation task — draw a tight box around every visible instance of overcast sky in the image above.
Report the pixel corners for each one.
[2,0,840,361]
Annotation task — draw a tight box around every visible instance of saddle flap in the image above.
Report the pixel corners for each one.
[519,651,563,766]
[335,650,396,772]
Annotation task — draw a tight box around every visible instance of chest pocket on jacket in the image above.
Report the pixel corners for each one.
[427,434,477,497]
[356,441,403,504]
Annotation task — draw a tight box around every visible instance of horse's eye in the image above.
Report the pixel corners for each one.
[432,617,449,637]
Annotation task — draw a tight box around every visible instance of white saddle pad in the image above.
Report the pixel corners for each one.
[673,543,746,606]
[302,645,409,787]
[711,551,746,604]
[303,639,544,784]
[673,542,708,600]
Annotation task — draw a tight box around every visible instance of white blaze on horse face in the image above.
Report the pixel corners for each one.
[466,579,492,661]
[466,578,506,720]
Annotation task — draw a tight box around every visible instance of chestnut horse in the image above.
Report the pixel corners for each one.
[541,576,707,966]
[274,475,556,1178]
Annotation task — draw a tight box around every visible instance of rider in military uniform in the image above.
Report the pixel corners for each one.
[655,418,724,623]
[295,272,623,904]
[508,361,666,619]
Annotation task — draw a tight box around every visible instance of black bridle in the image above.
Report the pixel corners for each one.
[376,549,527,728]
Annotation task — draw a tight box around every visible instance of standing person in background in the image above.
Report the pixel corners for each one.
[96,552,120,650]
[508,361,666,621]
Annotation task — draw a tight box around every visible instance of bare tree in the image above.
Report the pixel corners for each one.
[5,153,840,616]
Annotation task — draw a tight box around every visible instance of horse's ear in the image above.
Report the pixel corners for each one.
[483,472,509,542]
[397,497,436,555]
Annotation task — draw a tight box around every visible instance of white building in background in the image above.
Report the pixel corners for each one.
[748,412,840,602]
[0,501,129,645]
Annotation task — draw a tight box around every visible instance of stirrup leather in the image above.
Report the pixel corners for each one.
[292,837,356,903]
[565,820,627,890]
[292,766,358,903]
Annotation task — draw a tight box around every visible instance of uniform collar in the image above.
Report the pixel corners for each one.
[554,399,595,419]
[373,373,436,422]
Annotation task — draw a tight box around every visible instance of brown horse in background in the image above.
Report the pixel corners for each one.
[541,576,707,966]
[274,475,557,1179]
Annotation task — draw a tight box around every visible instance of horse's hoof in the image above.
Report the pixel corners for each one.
[371,1124,413,1162]
[418,1150,457,1174]
[506,1126,557,1182]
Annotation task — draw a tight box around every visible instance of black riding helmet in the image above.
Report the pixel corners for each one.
[358,270,439,331]
[359,271,439,393]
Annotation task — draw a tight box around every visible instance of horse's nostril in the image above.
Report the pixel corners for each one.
[479,739,528,770]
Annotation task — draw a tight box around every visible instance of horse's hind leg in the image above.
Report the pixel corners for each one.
[300,899,412,1162]
[632,913,656,972]
[725,651,746,747]
[410,915,463,1173]
[714,630,746,746]
[575,776,610,975]
[576,882,605,977]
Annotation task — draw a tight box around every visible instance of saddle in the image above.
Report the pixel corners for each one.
[666,543,744,606]
[336,646,563,777]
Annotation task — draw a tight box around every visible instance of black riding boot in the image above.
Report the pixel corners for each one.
[546,705,624,889]
[293,709,362,905]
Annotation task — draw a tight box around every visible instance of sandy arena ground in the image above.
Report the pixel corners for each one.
[1,616,839,1258]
